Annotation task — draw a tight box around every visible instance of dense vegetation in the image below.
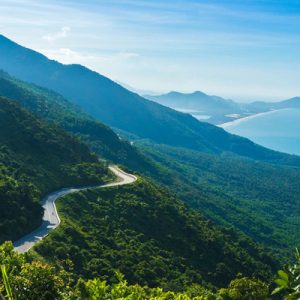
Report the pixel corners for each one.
[1,34,300,167]
[137,141,300,259]
[0,97,112,243]
[0,92,281,296]
[33,180,276,290]
[1,242,300,299]
[0,70,154,172]
[1,35,300,256]
[1,34,300,299]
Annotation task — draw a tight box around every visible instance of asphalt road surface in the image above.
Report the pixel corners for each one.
[14,166,137,253]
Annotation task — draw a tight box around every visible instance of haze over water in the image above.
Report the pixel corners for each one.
[224,108,300,156]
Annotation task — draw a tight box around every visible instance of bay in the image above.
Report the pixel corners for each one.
[222,108,300,156]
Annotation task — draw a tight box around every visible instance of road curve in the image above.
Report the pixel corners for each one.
[14,166,137,253]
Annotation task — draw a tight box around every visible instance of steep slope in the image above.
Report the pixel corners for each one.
[3,69,298,259]
[137,140,300,259]
[1,35,300,166]
[35,179,276,290]
[0,96,111,243]
[0,92,278,294]
[0,70,153,172]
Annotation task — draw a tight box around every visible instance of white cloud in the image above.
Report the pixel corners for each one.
[118,52,139,59]
[39,47,139,66]
[1,0,299,100]
[42,26,70,42]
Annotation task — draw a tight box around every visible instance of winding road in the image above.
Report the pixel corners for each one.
[14,166,137,254]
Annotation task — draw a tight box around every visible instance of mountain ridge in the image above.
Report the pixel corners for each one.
[1,34,300,168]
[0,70,154,172]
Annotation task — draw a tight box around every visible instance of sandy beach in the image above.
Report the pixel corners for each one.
[218,109,282,129]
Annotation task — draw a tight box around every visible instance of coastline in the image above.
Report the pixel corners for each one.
[218,109,282,129]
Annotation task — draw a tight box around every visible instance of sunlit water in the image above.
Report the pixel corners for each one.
[223,108,300,156]
[175,108,211,120]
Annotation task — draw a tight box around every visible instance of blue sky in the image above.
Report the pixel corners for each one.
[0,0,300,101]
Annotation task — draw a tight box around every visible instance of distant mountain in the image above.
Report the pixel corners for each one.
[0,96,111,243]
[243,97,300,113]
[144,90,249,125]
[0,34,299,167]
[145,91,241,115]
[146,91,300,124]
[279,97,300,108]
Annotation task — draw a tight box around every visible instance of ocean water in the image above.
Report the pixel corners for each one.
[223,108,300,156]
[175,108,211,120]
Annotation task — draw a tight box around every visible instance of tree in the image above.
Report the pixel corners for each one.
[0,242,65,300]
[221,277,270,300]
[272,249,300,300]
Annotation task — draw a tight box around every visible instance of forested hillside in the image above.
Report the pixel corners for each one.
[1,61,299,262]
[137,141,300,259]
[0,93,279,295]
[34,179,276,291]
[0,97,111,243]
[0,70,153,172]
[2,241,299,299]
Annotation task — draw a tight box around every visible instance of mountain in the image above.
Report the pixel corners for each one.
[0,96,112,243]
[2,33,300,257]
[243,97,300,113]
[146,92,300,125]
[1,71,296,260]
[0,85,278,293]
[0,34,298,296]
[35,178,276,290]
[145,91,242,123]
[1,34,300,167]
[0,70,154,172]
[278,97,300,108]
[144,91,238,110]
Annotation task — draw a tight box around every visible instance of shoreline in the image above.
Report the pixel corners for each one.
[218,109,283,129]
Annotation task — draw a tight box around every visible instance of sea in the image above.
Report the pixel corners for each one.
[174,108,211,121]
[221,108,300,156]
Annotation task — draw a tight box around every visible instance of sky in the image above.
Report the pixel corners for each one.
[0,0,300,102]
